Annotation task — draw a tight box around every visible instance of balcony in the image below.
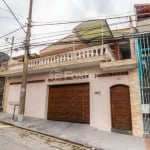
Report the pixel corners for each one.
[0,44,115,76]
[100,59,137,73]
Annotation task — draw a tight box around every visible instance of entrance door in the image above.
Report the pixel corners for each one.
[110,85,132,130]
[47,83,90,123]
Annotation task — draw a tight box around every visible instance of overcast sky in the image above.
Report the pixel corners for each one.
[0,0,150,55]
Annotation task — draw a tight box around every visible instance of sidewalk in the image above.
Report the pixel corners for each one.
[0,112,146,150]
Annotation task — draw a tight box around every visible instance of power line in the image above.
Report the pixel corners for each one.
[0,27,24,39]
[1,12,150,52]
[32,17,130,27]
[8,19,131,43]
[0,16,14,19]
[27,17,148,43]
[0,30,149,54]
[31,4,150,26]
[0,43,24,52]
[30,32,71,42]
[29,27,150,48]
[0,37,25,49]
[0,17,143,48]
[32,13,134,25]
[27,10,150,38]
[32,4,150,25]
[2,0,26,33]
[0,19,148,51]
[31,12,150,28]
[0,7,24,18]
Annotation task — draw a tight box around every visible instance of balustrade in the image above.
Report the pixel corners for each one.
[7,44,114,71]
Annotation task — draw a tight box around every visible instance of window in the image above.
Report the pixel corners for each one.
[119,43,131,60]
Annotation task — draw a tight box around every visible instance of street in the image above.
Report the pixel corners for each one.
[0,122,90,150]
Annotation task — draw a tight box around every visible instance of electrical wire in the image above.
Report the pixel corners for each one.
[5,17,130,43]
[0,31,149,54]
[1,8,150,53]
[0,27,24,39]
[31,11,150,27]
[1,20,150,52]
[2,0,26,33]
[30,32,150,46]
[27,17,149,44]
[0,7,24,18]
[0,16,14,19]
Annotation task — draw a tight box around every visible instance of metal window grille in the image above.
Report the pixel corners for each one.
[137,33,150,134]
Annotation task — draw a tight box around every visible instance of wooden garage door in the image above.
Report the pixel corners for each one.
[111,85,132,130]
[47,83,89,123]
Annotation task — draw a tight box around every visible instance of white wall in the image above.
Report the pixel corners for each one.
[90,76,128,131]
[6,67,129,132]
[25,82,47,118]
[7,84,20,114]
[7,82,47,119]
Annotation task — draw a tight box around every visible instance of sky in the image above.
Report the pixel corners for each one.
[0,0,150,55]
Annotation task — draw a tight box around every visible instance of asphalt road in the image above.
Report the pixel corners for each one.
[0,122,90,150]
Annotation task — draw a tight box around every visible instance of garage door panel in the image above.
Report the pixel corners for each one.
[47,83,89,123]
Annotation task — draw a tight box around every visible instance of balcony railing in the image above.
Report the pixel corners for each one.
[3,44,115,72]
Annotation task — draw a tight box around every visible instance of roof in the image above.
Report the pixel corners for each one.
[112,28,131,37]
[39,34,89,57]
[39,20,132,57]
[73,19,113,46]
[0,52,9,64]
[13,53,39,62]
[134,4,150,20]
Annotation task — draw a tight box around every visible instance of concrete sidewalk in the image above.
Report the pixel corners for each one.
[0,112,146,150]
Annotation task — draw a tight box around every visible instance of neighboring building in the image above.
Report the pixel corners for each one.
[135,4,150,134]
[0,52,9,111]
[0,18,144,137]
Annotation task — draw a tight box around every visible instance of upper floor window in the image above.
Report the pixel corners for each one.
[119,43,131,60]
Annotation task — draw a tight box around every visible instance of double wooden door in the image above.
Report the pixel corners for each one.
[47,83,89,123]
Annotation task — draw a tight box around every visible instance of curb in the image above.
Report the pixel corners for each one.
[0,119,98,150]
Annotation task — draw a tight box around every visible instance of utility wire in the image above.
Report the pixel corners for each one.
[1,11,150,51]
[2,0,26,33]
[0,40,24,49]
[5,18,131,43]
[25,10,150,38]
[0,7,24,18]
[0,31,149,54]
[0,17,144,48]
[32,4,150,25]
[31,13,150,28]
[0,27,23,39]
[0,19,149,51]
[0,16,14,19]
[29,28,150,48]
[28,17,148,43]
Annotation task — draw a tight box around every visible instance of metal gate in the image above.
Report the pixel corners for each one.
[137,33,150,134]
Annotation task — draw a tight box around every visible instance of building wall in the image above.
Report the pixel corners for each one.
[137,19,150,32]
[128,69,144,137]
[7,82,47,118]
[5,67,129,132]
[89,76,128,131]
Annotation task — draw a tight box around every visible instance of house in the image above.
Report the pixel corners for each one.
[0,52,9,112]
[134,3,150,134]
[0,17,145,137]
